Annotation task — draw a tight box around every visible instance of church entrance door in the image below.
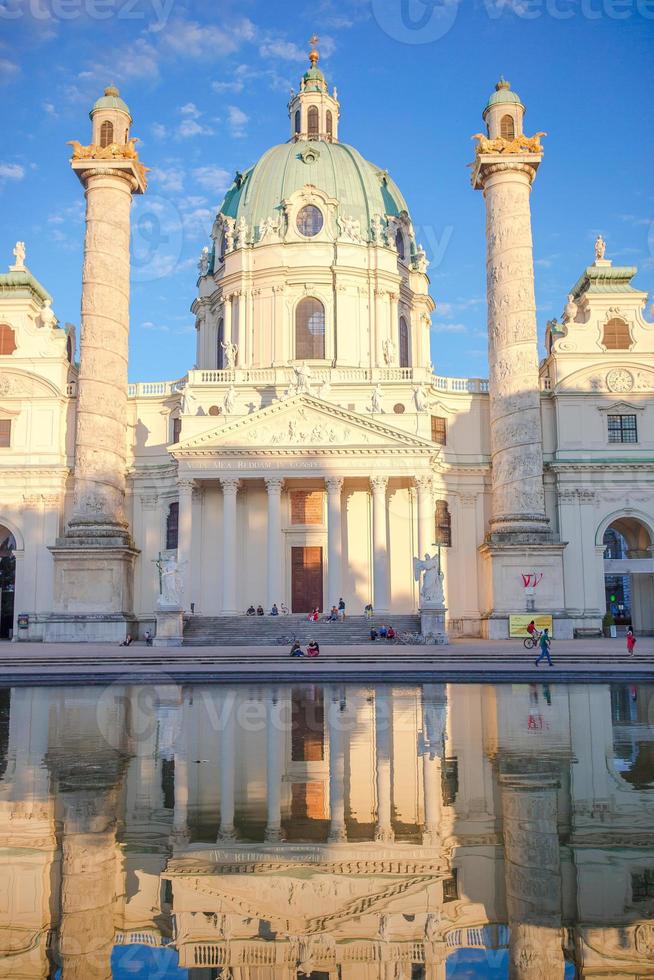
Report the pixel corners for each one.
[291,546,323,613]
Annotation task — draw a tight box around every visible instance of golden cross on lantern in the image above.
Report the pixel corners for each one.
[309,34,319,64]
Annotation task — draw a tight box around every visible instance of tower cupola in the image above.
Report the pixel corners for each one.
[483,77,525,141]
[89,84,132,148]
[288,36,340,142]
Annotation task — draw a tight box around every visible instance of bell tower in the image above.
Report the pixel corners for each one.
[288,35,340,142]
[46,86,148,642]
[472,79,569,639]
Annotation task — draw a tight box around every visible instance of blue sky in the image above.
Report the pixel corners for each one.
[1,0,653,382]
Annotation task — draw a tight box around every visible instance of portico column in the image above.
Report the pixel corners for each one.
[220,478,240,614]
[223,293,232,349]
[217,689,237,840]
[415,476,434,560]
[265,478,284,611]
[421,684,446,846]
[265,694,284,842]
[326,477,344,610]
[177,480,194,610]
[371,476,390,615]
[328,686,347,842]
[374,688,394,842]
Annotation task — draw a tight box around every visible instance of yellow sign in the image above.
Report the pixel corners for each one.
[509,614,553,638]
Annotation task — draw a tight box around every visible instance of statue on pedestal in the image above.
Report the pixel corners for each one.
[594,234,606,261]
[10,241,26,271]
[413,552,444,607]
[156,555,186,608]
[221,340,238,369]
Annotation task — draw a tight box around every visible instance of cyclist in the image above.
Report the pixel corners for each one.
[526,620,541,642]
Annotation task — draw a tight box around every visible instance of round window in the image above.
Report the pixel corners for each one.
[297,205,324,237]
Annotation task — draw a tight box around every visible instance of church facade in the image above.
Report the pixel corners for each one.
[1,45,653,642]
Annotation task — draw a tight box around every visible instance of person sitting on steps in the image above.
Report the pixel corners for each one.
[270,603,279,616]
[290,640,304,657]
[307,639,320,658]
[246,605,256,616]
[386,625,396,641]
[257,605,264,616]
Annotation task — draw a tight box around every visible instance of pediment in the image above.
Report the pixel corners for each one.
[173,394,436,455]
[555,363,654,394]
[0,369,62,399]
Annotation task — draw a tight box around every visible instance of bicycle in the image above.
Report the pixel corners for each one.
[276,633,299,646]
[523,633,540,650]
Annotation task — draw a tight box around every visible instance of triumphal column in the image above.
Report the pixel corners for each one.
[47,86,147,642]
[472,79,567,638]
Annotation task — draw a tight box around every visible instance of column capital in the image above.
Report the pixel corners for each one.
[370,475,388,494]
[414,475,434,494]
[177,479,195,495]
[220,477,241,496]
[325,477,344,494]
[264,477,285,494]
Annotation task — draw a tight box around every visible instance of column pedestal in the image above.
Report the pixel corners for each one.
[153,605,184,647]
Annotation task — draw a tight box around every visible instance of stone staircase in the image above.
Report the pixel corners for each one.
[183,613,421,646]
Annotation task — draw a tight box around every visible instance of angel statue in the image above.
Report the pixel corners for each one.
[223,384,236,414]
[382,338,396,365]
[157,555,187,608]
[198,246,210,276]
[221,340,238,369]
[292,362,313,393]
[371,384,383,413]
[413,552,444,608]
[10,241,26,271]
[594,234,606,261]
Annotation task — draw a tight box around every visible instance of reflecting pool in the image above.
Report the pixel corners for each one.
[0,682,653,978]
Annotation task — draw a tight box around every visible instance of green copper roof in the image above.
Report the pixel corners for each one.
[0,270,52,304]
[570,265,640,300]
[90,85,132,120]
[483,77,524,117]
[219,140,412,242]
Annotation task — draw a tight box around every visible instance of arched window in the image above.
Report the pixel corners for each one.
[296,297,325,359]
[399,316,409,368]
[434,500,451,548]
[66,334,73,363]
[100,120,114,148]
[217,318,224,368]
[602,318,631,350]
[0,325,16,356]
[500,114,515,140]
[294,109,301,135]
[166,502,179,550]
[395,229,405,260]
[219,233,227,262]
[326,110,333,139]
[307,106,319,138]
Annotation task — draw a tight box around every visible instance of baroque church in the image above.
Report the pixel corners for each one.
[0,41,653,642]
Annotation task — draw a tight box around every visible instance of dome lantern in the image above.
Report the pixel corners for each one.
[89,84,132,148]
[288,35,340,143]
[482,76,525,141]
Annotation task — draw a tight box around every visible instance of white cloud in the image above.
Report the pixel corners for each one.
[212,78,245,94]
[0,58,19,82]
[192,166,232,193]
[259,39,306,61]
[178,118,214,139]
[160,17,256,59]
[180,102,200,117]
[154,166,185,193]
[151,123,168,139]
[228,105,249,138]
[0,163,25,182]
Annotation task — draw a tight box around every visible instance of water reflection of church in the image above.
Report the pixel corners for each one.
[0,683,653,978]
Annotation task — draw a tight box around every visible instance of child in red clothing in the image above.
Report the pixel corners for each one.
[626,629,636,657]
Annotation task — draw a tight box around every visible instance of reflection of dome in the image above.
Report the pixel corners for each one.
[219,140,411,241]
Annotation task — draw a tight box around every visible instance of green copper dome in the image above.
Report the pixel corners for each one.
[303,65,327,91]
[483,77,524,117]
[218,139,411,242]
[89,85,132,120]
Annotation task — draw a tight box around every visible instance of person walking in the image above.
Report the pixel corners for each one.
[626,627,636,658]
[534,627,553,667]
[338,597,346,620]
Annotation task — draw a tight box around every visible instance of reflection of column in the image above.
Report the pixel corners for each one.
[499,763,565,979]
[173,694,189,843]
[371,476,390,615]
[415,476,434,561]
[218,690,236,840]
[374,688,394,842]
[328,688,347,842]
[326,477,344,610]
[265,478,284,611]
[265,696,284,842]
[422,684,446,846]
[177,480,194,609]
[220,478,240,614]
